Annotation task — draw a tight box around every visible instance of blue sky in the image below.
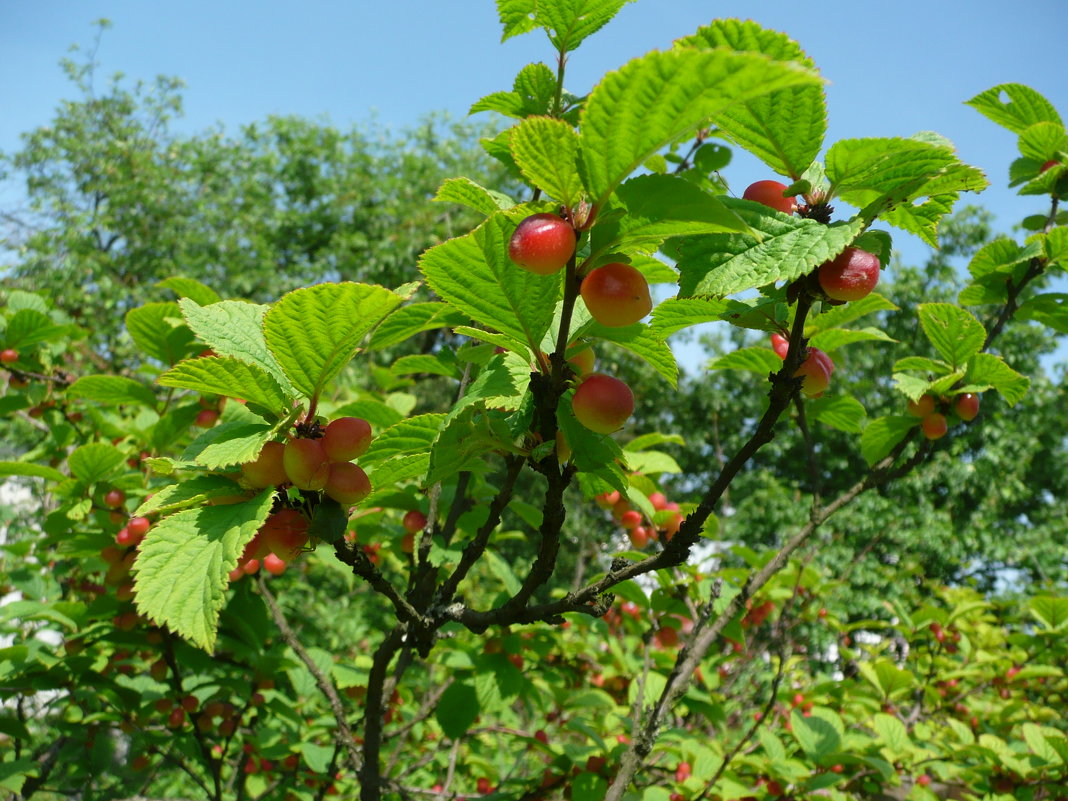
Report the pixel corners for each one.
[2,0,1066,276]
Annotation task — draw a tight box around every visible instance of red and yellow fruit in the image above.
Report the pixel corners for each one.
[508,213,576,275]
[580,263,652,328]
[572,373,634,434]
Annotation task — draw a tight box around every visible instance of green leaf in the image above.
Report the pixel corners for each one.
[0,461,66,482]
[678,20,825,179]
[807,395,866,433]
[367,302,468,350]
[805,292,898,335]
[1044,226,1068,266]
[558,406,627,493]
[1016,293,1068,334]
[872,713,911,753]
[673,204,864,297]
[3,309,72,349]
[588,321,678,387]
[1018,121,1068,164]
[391,353,461,380]
[535,0,633,52]
[158,356,291,413]
[432,177,514,215]
[420,213,560,348]
[968,237,1042,278]
[579,48,820,202]
[1029,596,1068,630]
[135,475,249,518]
[179,299,294,394]
[157,276,222,306]
[860,416,915,467]
[966,83,1062,135]
[964,353,1029,405]
[435,681,480,739]
[496,0,538,41]
[709,346,781,375]
[623,450,681,475]
[894,356,952,375]
[264,282,403,399]
[0,759,37,793]
[917,304,985,369]
[571,771,609,801]
[893,373,933,403]
[649,297,733,340]
[791,707,843,759]
[809,327,896,352]
[66,375,158,409]
[125,302,189,365]
[858,659,916,698]
[510,117,584,207]
[470,62,557,118]
[361,414,446,467]
[68,442,125,484]
[182,416,273,470]
[133,490,275,650]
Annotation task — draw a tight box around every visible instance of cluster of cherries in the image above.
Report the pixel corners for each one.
[507,213,645,435]
[594,488,684,550]
[908,392,980,439]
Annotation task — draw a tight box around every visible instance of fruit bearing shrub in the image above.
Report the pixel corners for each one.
[1,2,1067,800]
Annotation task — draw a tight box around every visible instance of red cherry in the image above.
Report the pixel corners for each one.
[742,180,796,214]
[572,373,634,434]
[770,333,790,359]
[402,509,427,534]
[921,413,948,440]
[507,213,576,275]
[817,247,881,302]
[104,489,126,510]
[0,349,18,364]
[954,393,980,422]
[194,409,219,428]
[321,417,373,462]
[907,394,936,418]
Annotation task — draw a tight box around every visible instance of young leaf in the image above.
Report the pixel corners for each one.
[917,303,985,369]
[673,202,864,297]
[67,375,158,409]
[709,347,781,375]
[68,442,126,485]
[968,237,1043,278]
[496,0,538,41]
[133,490,275,651]
[179,299,294,395]
[966,83,1062,135]
[677,20,826,179]
[535,0,634,52]
[510,117,584,208]
[264,282,403,399]
[158,356,291,414]
[579,48,820,203]
[419,213,560,348]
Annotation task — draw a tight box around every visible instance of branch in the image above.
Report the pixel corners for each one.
[258,576,363,776]
[359,625,407,801]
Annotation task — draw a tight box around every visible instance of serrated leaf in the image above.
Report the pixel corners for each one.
[510,117,584,207]
[709,346,781,375]
[133,491,275,650]
[157,276,222,306]
[649,297,733,340]
[68,442,126,484]
[391,353,461,379]
[622,450,681,475]
[179,299,294,394]
[579,48,820,202]
[860,416,915,467]
[420,214,560,348]
[588,321,678,387]
[182,419,273,470]
[966,83,1062,135]
[361,414,446,466]
[893,373,933,403]
[433,177,514,215]
[535,0,633,52]
[1018,121,1068,164]
[917,303,985,368]
[158,357,290,413]
[1044,226,1068,266]
[858,659,916,698]
[674,204,864,297]
[558,406,627,492]
[807,395,866,433]
[828,137,988,201]
[67,375,158,409]
[625,432,685,451]
[893,356,952,375]
[964,353,1029,406]
[1029,596,1068,630]
[125,302,188,365]
[968,237,1042,278]
[678,20,825,179]
[958,279,1010,306]
[135,475,249,518]
[367,302,468,350]
[809,327,896,352]
[264,283,402,399]
[0,461,66,482]
[496,0,538,41]
[805,292,897,334]
[363,453,431,493]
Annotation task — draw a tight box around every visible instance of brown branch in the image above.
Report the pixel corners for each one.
[359,625,407,801]
[257,576,362,775]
